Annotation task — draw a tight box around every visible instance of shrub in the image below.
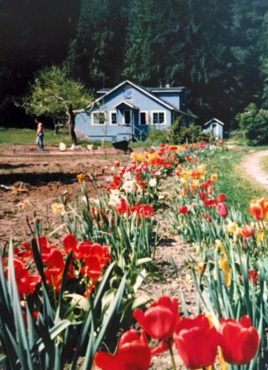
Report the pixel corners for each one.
[236,103,268,145]
[145,129,169,146]
[168,118,209,144]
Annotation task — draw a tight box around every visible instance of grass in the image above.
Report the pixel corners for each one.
[0,127,112,148]
[206,147,268,214]
[260,155,268,173]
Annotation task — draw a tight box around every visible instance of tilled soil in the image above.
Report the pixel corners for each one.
[0,144,128,247]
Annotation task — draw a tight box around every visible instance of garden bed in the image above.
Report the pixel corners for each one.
[0,142,267,369]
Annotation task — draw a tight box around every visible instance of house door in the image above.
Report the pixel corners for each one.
[124,110,132,125]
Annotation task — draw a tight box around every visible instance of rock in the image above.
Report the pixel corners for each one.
[59,142,66,151]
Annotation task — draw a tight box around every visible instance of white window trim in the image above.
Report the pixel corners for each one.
[139,111,148,125]
[92,111,106,125]
[151,111,166,125]
[123,110,132,125]
[109,110,117,125]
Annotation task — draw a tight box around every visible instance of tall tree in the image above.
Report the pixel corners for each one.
[229,0,268,120]
[0,0,80,125]
[66,0,127,88]
[22,66,92,144]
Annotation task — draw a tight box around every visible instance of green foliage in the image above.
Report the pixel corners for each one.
[145,129,170,147]
[168,119,209,144]
[22,66,92,122]
[236,103,268,145]
[66,0,127,87]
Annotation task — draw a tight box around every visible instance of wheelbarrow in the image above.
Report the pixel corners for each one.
[112,139,132,154]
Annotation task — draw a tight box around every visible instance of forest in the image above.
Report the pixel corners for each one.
[1,0,268,130]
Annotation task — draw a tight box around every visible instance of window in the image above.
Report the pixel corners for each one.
[92,112,106,125]
[139,112,147,125]
[152,112,165,124]
[124,110,131,125]
[110,112,117,124]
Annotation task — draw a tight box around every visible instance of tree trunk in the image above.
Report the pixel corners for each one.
[67,104,78,145]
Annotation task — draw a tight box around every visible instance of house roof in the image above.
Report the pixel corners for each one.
[114,101,139,110]
[146,87,186,93]
[97,86,186,95]
[203,118,224,127]
[90,80,197,118]
[89,80,176,111]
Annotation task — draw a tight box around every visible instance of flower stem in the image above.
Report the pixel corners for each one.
[168,341,177,370]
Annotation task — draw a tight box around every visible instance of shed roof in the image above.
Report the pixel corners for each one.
[203,118,224,127]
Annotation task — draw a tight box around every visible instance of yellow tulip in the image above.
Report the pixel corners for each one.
[215,240,225,253]
[218,348,228,370]
[147,152,158,163]
[257,229,264,242]
[76,173,86,183]
[211,173,218,182]
[227,221,238,234]
[218,258,231,286]
[51,203,65,214]
[131,152,144,163]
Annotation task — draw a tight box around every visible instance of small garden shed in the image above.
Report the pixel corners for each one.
[203,118,224,139]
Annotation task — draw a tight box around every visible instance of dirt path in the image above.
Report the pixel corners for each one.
[240,149,268,188]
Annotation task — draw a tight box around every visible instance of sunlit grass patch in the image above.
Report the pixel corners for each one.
[207,149,268,213]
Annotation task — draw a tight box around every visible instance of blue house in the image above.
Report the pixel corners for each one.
[75,80,196,142]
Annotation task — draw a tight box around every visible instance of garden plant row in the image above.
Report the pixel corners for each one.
[0,142,265,369]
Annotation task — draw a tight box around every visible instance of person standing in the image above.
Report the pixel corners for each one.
[35,118,45,151]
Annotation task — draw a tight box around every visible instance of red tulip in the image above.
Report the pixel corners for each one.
[217,202,228,218]
[204,199,218,207]
[179,206,189,215]
[248,269,259,284]
[94,329,151,370]
[249,202,264,220]
[217,193,226,203]
[174,314,220,369]
[220,315,259,364]
[14,261,41,296]
[133,296,179,340]
[63,233,77,253]
[199,192,207,201]
[242,225,255,238]
[135,203,154,218]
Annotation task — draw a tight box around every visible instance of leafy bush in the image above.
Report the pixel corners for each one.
[168,118,209,144]
[145,129,170,146]
[236,103,268,145]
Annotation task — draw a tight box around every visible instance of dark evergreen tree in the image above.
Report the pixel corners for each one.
[0,0,80,125]
[66,0,127,88]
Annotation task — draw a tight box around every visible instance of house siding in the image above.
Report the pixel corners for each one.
[153,92,180,110]
[203,123,223,139]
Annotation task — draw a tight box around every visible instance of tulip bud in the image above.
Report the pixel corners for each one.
[217,202,228,218]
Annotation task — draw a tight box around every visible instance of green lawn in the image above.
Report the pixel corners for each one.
[207,148,268,213]
[0,128,112,148]
[0,128,73,146]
